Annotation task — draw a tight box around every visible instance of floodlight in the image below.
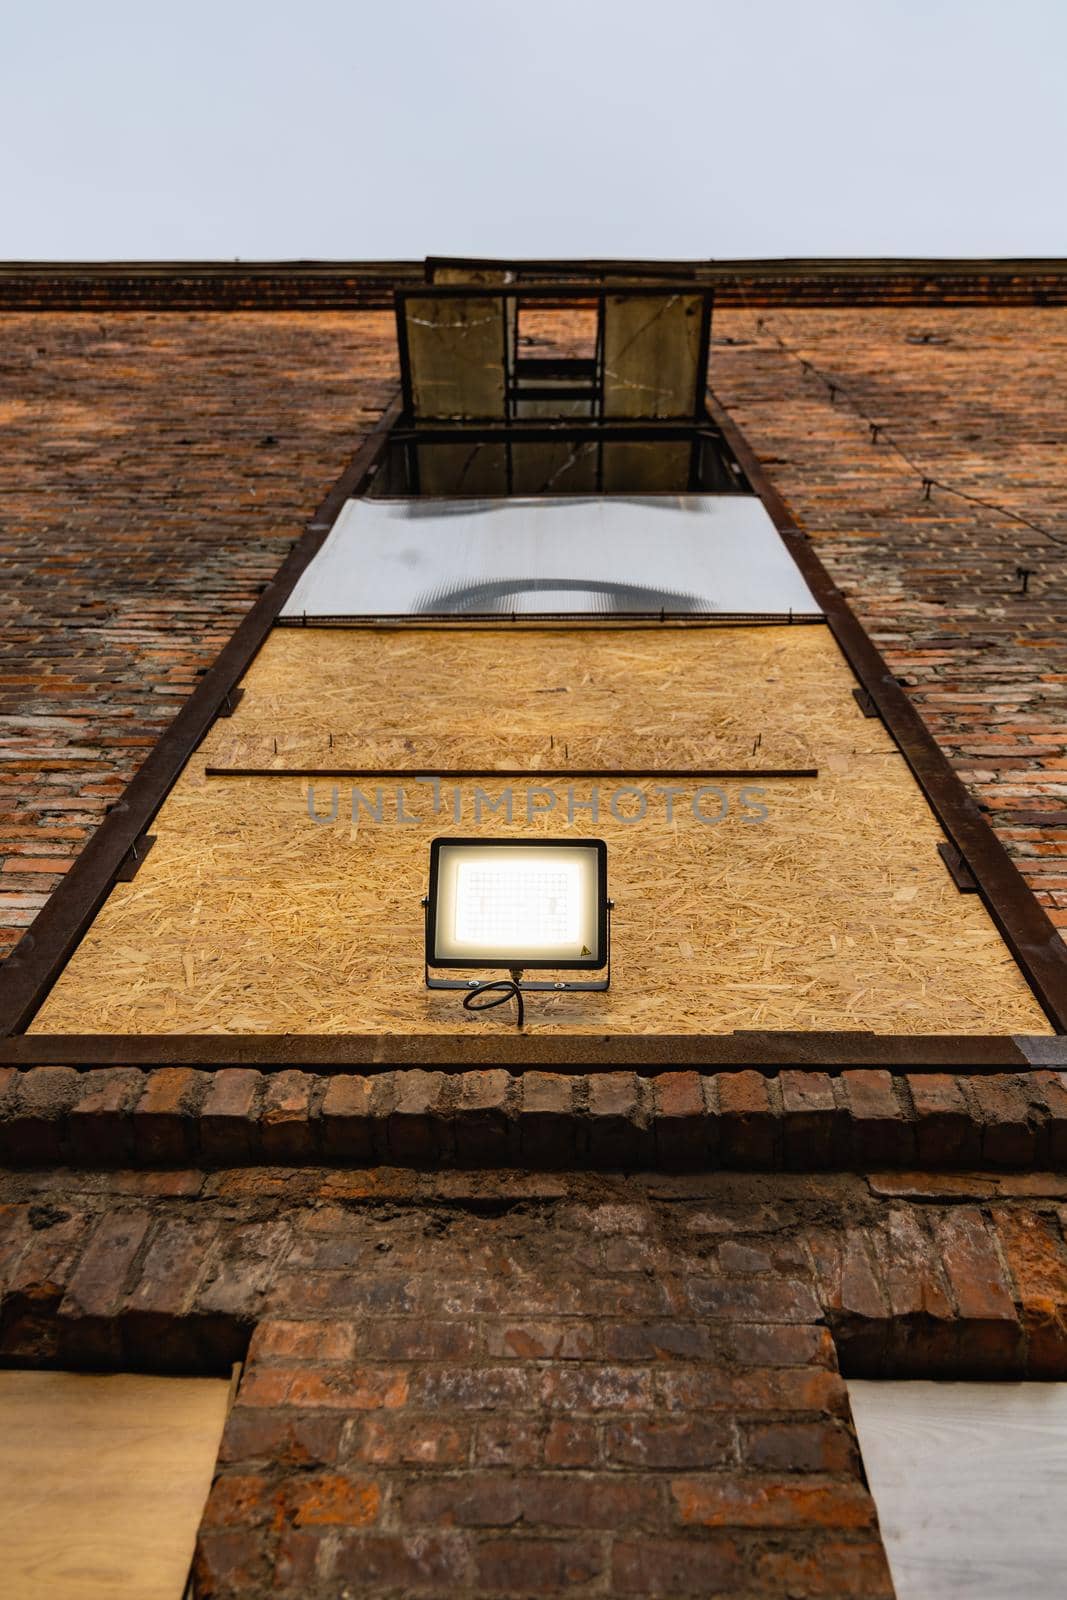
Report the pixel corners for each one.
[424,837,611,1024]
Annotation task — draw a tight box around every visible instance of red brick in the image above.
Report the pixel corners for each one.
[604,1418,735,1469]
[66,1067,142,1164]
[388,1069,448,1163]
[970,1075,1037,1166]
[587,1071,643,1165]
[454,1069,511,1164]
[475,1536,602,1591]
[650,1072,709,1167]
[932,1207,1021,1371]
[612,1535,742,1595]
[320,1074,375,1162]
[657,1366,849,1417]
[840,1071,915,1164]
[284,1472,381,1527]
[219,1408,345,1468]
[716,1070,779,1166]
[1032,1070,1067,1164]
[60,1209,151,1318]
[131,1067,204,1164]
[8,1066,80,1162]
[543,1419,598,1467]
[780,1070,841,1168]
[350,1415,470,1467]
[330,1532,470,1589]
[688,1275,822,1323]
[125,1215,217,1315]
[200,1069,261,1164]
[909,1072,982,1165]
[672,1475,876,1529]
[740,1419,859,1473]
[754,1538,895,1597]
[992,1206,1067,1374]
[518,1072,576,1166]
[250,1319,358,1361]
[259,1069,317,1162]
[287,1368,409,1410]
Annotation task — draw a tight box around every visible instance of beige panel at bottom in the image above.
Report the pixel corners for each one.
[30,626,1049,1036]
[0,1371,230,1600]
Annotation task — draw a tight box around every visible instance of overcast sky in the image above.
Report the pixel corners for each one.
[3,0,1065,260]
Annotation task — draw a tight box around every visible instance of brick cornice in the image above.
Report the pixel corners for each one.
[3,258,1067,310]
[1,1065,1065,1171]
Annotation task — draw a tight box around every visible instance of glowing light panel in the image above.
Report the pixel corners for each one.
[426,838,607,970]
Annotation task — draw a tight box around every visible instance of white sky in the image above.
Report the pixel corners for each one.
[2,0,1065,260]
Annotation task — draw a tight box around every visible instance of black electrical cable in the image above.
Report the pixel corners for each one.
[462,979,525,1028]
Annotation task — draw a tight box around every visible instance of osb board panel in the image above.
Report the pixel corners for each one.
[205,625,819,770]
[31,627,1050,1036]
[0,1371,230,1600]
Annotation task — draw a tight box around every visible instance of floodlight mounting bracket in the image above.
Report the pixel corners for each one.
[423,900,613,994]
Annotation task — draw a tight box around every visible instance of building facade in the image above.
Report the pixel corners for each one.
[0,261,1065,1597]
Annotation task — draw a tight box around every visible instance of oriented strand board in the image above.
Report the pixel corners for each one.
[30,626,1051,1036]
[0,1371,230,1600]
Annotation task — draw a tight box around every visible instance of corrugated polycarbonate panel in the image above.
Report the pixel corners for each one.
[281,496,822,620]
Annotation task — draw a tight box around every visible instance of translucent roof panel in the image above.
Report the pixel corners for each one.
[281,496,823,621]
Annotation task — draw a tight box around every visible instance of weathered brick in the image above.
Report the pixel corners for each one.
[66,1067,142,1164]
[780,1070,841,1168]
[9,1066,80,1162]
[453,1069,511,1164]
[717,1070,779,1167]
[388,1070,448,1164]
[319,1074,375,1162]
[330,1531,470,1589]
[740,1419,859,1473]
[909,1072,981,1165]
[991,1206,1067,1374]
[131,1068,204,1164]
[612,1535,742,1595]
[604,1418,735,1469]
[586,1071,643,1166]
[200,1070,261,1164]
[650,1073,709,1167]
[518,1072,576,1166]
[60,1209,151,1318]
[671,1475,877,1529]
[931,1207,1021,1372]
[970,1075,1038,1166]
[259,1070,317,1163]
[840,1071,914,1164]
[474,1536,603,1591]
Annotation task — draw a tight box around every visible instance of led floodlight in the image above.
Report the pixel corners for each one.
[424,838,611,1022]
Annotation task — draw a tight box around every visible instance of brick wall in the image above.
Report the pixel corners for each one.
[0,311,396,955]
[712,306,1067,936]
[3,296,1067,1597]
[2,1154,1066,1597]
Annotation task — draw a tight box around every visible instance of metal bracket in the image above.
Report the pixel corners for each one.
[424,902,613,994]
[937,841,977,893]
[114,835,156,883]
[852,686,881,720]
[214,688,245,719]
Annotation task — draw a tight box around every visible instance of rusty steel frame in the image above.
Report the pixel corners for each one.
[1,364,1064,1066]
[0,1032,1055,1072]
